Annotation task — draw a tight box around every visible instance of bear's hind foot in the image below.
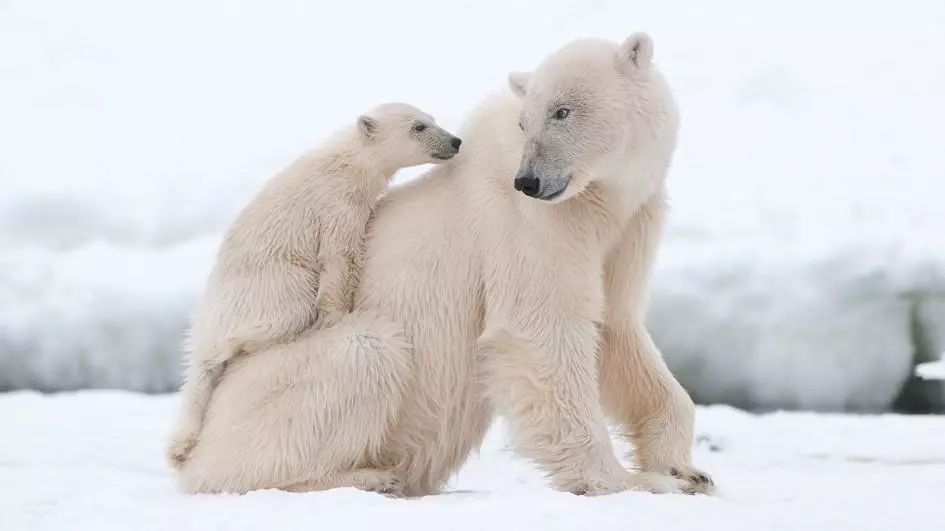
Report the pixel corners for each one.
[282,468,405,498]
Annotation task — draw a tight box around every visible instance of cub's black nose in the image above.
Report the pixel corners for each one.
[450,137,462,150]
[514,173,541,197]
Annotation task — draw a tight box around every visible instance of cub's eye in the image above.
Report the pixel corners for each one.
[518,120,524,131]
[554,108,570,120]
[413,123,427,132]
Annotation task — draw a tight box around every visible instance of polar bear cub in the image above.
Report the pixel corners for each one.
[166,103,462,469]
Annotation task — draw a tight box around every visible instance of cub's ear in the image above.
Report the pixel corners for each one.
[357,115,377,139]
[508,71,531,98]
[616,32,654,72]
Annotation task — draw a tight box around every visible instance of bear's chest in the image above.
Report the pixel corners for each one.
[481,224,606,330]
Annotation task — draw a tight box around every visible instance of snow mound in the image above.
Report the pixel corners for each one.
[649,240,935,411]
[0,239,215,391]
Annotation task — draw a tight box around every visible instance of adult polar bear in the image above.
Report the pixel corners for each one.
[179,33,713,496]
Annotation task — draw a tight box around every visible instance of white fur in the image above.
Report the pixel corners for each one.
[165,103,458,471]
[177,34,713,496]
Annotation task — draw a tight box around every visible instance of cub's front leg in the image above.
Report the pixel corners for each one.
[314,250,356,328]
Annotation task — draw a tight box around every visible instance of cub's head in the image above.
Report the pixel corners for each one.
[357,103,462,170]
[508,33,677,202]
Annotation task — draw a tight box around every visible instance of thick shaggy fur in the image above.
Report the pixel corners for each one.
[166,104,459,470]
[177,34,713,496]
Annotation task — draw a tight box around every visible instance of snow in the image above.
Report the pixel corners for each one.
[2,391,943,531]
[918,360,945,380]
[2,0,944,408]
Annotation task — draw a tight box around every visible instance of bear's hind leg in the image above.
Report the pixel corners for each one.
[178,313,413,495]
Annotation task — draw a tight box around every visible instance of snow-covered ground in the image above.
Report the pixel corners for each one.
[2,391,943,531]
[918,361,945,380]
[1,0,944,408]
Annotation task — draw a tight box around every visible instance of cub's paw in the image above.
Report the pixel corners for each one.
[165,433,198,471]
[314,309,348,330]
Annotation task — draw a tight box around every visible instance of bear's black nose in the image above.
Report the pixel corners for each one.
[450,137,462,150]
[514,173,541,197]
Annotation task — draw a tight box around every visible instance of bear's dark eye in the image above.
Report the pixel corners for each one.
[554,108,570,120]
[518,120,524,131]
[413,123,427,132]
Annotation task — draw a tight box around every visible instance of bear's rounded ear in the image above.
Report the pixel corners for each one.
[508,71,531,99]
[357,115,378,139]
[616,32,653,72]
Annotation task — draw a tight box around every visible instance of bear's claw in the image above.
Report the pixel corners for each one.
[666,465,715,494]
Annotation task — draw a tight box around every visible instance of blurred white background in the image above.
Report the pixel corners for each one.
[1,0,943,411]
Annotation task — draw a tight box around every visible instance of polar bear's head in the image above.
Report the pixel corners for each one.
[508,33,677,203]
[357,103,462,170]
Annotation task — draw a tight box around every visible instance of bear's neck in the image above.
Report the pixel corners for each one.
[517,159,668,254]
[596,152,669,224]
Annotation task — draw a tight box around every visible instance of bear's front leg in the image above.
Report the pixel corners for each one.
[598,321,715,495]
[478,326,681,495]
